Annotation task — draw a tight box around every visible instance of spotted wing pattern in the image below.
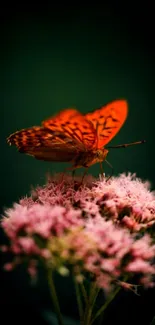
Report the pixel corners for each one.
[42,108,97,149]
[85,99,128,149]
[7,101,128,162]
[7,126,82,161]
[7,108,97,162]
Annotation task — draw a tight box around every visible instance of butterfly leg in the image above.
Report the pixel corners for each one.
[99,162,105,180]
[55,167,73,192]
[72,169,76,181]
[71,167,89,190]
[80,167,89,184]
[105,159,114,181]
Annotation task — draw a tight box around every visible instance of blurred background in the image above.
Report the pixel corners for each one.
[1,3,155,325]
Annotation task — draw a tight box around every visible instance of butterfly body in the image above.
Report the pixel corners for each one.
[72,148,109,169]
[7,99,128,172]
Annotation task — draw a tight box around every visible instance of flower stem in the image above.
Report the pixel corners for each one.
[80,282,88,304]
[46,266,64,325]
[90,286,121,325]
[82,282,99,325]
[73,278,83,323]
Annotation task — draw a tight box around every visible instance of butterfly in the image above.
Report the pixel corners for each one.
[7,99,144,175]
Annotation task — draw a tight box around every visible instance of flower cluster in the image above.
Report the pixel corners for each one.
[1,173,155,292]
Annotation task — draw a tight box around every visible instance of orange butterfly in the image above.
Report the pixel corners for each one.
[7,99,144,174]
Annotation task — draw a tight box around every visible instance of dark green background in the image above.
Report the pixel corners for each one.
[2,5,155,212]
[1,4,155,325]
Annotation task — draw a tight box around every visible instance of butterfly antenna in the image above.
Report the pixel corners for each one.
[105,159,114,181]
[106,140,146,149]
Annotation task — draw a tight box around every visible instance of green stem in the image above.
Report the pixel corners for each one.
[73,278,83,323]
[90,287,100,312]
[90,286,121,325]
[80,282,88,304]
[83,282,99,325]
[47,266,64,325]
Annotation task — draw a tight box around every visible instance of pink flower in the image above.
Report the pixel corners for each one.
[1,172,155,292]
[94,173,155,231]
[2,203,84,239]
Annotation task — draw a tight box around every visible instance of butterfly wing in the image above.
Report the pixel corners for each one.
[85,99,128,148]
[7,126,82,162]
[42,108,96,149]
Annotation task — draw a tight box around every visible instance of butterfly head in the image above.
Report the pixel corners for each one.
[81,148,108,168]
[95,148,109,163]
[86,148,109,168]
